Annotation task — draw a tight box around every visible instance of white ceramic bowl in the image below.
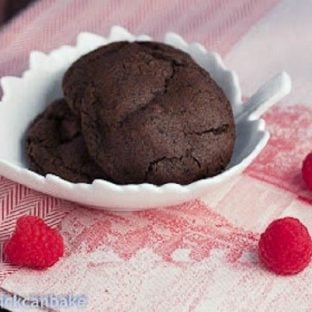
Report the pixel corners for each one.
[0,26,291,211]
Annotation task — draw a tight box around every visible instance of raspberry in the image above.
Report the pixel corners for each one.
[258,217,312,275]
[4,216,64,269]
[302,152,312,190]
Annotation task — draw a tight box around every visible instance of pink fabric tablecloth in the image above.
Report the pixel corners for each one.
[1,0,312,311]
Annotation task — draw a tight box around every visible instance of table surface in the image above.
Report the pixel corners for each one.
[0,0,312,311]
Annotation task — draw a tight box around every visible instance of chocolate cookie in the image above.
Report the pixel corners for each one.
[64,42,235,185]
[26,99,105,183]
[63,41,128,114]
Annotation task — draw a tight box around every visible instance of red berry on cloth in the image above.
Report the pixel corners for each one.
[302,152,312,190]
[258,217,312,275]
[4,216,64,269]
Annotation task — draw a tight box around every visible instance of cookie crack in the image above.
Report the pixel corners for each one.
[144,156,181,180]
[144,153,201,180]
[185,124,230,136]
[153,59,186,97]
[163,60,177,94]
[141,43,187,66]
[119,60,180,127]
[190,155,201,169]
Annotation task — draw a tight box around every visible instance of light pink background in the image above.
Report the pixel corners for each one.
[1,0,312,311]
